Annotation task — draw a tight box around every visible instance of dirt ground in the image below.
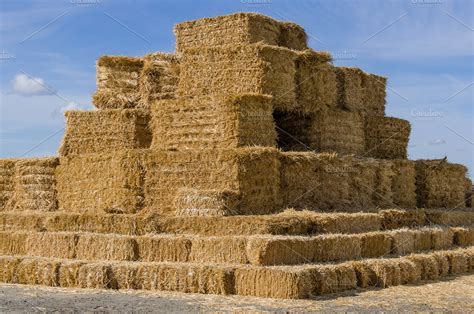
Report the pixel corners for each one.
[1,274,473,313]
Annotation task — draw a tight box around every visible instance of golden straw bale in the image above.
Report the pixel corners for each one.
[295,49,337,113]
[431,251,450,277]
[25,232,77,259]
[234,265,313,299]
[110,263,139,289]
[77,262,113,289]
[465,246,474,271]
[390,229,416,255]
[309,263,357,295]
[75,233,138,261]
[190,236,248,264]
[58,260,85,287]
[443,250,469,274]
[16,257,61,286]
[0,256,22,283]
[406,253,439,280]
[335,67,364,112]
[352,258,401,288]
[430,228,454,250]
[177,43,297,111]
[145,147,281,215]
[364,117,410,159]
[397,257,421,284]
[59,109,151,156]
[380,209,426,230]
[415,160,468,209]
[0,231,28,255]
[175,189,240,217]
[138,52,179,107]
[174,12,307,51]
[413,228,433,251]
[391,160,417,208]
[358,231,392,258]
[362,74,387,115]
[136,235,191,262]
[452,227,474,246]
[0,159,15,210]
[425,209,474,226]
[56,150,147,214]
[7,158,58,211]
[151,94,276,151]
[92,56,143,109]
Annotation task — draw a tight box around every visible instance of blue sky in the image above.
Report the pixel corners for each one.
[0,0,473,177]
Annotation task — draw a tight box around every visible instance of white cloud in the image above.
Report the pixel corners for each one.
[12,73,55,96]
[428,139,447,145]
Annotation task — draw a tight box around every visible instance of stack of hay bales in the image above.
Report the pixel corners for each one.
[0,160,15,210]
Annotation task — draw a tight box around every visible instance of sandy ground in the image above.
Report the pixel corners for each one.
[1,274,474,313]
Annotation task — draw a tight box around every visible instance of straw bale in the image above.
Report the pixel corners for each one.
[295,50,337,113]
[309,263,357,295]
[151,94,276,151]
[444,250,469,274]
[397,257,421,284]
[174,12,307,51]
[177,44,297,111]
[358,232,392,258]
[415,160,468,208]
[362,73,387,115]
[56,150,147,214]
[135,263,235,294]
[25,232,77,259]
[431,251,450,277]
[308,212,383,234]
[431,228,454,250]
[92,55,143,109]
[75,233,138,261]
[335,67,364,112]
[175,189,240,217]
[7,157,58,211]
[364,117,410,159]
[234,266,312,299]
[0,231,28,255]
[246,234,361,266]
[352,259,401,288]
[391,160,417,208]
[406,253,439,280]
[465,247,474,271]
[15,258,60,286]
[425,209,474,226]
[380,209,426,230]
[0,159,15,210]
[138,52,179,107]
[136,235,191,262]
[390,229,416,255]
[77,262,113,289]
[0,256,22,283]
[58,260,85,287]
[190,236,248,264]
[452,227,474,246]
[145,147,281,215]
[413,228,433,251]
[59,109,151,156]
[110,263,139,289]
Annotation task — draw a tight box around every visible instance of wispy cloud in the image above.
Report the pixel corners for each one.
[11,73,55,96]
[428,139,447,146]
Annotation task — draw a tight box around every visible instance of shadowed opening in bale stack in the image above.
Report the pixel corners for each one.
[151,94,277,150]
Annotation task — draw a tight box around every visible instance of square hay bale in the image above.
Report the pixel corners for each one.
[138,52,179,107]
[413,228,433,252]
[444,250,469,274]
[174,12,307,51]
[177,44,297,111]
[234,266,312,299]
[175,189,240,217]
[425,209,474,226]
[78,262,113,289]
[397,257,421,284]
[465,178,473,208]
[136,235,191,262]
[15,257,60,286]
[295,50,337,113]
[189,236,248,264]
[370,160,395,208]
[352,259,401,288]
[0,231,28,255]
[58,260,85,287]
[309,212,383,234]
[0,159,15,210]
[280,152,351,210]
[465,247,474,271]
[309,264,357,295]
[431,252,450,277]
[380,209,426,230]
[92,56,143,109]
[110,262,139,289]
[358,232,392,258]
[56,150,147,214]
[391,160,417,208]
[59,109,151,156]
[26,232,77,259]
[406,253,439,280]
[246,236,313,266]
[135,263,235,295]
[390,229,415,255]
[431,228,454,250]
[0,211,45,232]
[415,160,468,208]
[362,74,387,115]
[7,158,58,211]
[151,94,276,151]
[453,227,474,246]
[364,117,410,159]
[75,233,138,261]
[0,256,22,283]
[145,147,281,215]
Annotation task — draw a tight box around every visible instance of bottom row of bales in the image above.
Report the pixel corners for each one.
[0,247,473,298]
[0,149,470,215]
